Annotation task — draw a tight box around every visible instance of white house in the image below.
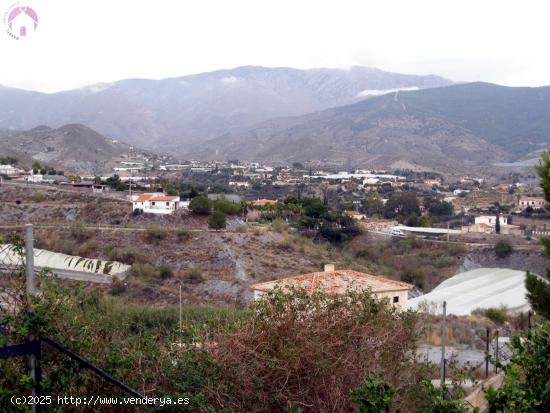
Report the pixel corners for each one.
[0,165,24,177]
[474,215,508,226]
[132,193,183,215]
[518,197,546,211]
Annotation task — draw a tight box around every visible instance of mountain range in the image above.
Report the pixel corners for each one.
[0,66,452,151]
[1,67,550,174]
[192,82,550,173]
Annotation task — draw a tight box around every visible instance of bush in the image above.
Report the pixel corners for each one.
[472,306,509,324]
[130,263,156,278]
[495,240,513,258]
[207,287,423,412]
[350,374,394,413]
[487,322,550,411]
[158,264,174,279]
[176,228,190,241]
[108,248,147,265]
[212,199,241,215]
[144,225,168,242]
[189,195,211,214]
[184,267,204,283]
[208,211,226,230]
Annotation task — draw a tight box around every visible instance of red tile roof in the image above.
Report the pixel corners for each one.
[254,199,279,205]
[134,193,179,202]
[250,270,414,295]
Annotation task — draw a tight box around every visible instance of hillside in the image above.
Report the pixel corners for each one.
[0,124,139,174]
[193,82,550,174]
[0,66,452,151]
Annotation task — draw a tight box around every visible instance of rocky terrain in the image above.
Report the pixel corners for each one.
[194,82,550,174]
[0,66,452,151]
[0,124,144,174]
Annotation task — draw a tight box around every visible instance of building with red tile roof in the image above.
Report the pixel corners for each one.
[132,193,183,215]
[250,264,414,310]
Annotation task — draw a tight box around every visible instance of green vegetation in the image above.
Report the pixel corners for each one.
[525,272,550,319]
[495,240,513,258]
[207,210,226,230]
[526,149,550,319]
[472,306,509,325]
[490,149,550,411]
[189,194,211,214]
[487,323,550,411]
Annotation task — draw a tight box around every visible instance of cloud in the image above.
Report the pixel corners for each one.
[356,86,419,98]
[221,76,242,84]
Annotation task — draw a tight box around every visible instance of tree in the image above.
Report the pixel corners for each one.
[525,272,550,319]
[208,211,226,230]
[487,323,550,411]
[384,192,420,220]
[189,195,211,214]
[495,240,513,258]
[526,149,550,317]
[495,211,501,234]
[418,215,431,228]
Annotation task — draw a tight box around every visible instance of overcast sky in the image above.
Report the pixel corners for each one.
[1,0,549,93]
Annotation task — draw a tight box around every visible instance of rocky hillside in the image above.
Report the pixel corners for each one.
[0,124,139,174]
[194,82,550,174]
[0,66,452,151]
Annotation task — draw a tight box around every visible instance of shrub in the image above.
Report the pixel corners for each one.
[472,306,509,324]
[108,248,147,265]
[158,264,174,279]
[69,222,93,243]
[110,279,127,295]
[130,263,156,278]
[189,195,211,214]
[495,240,513,258]
[208,287,423,412]
[208,211,226,230]
[144,225,168,242]
[184,267,204,283]
[176,228,190,241]
[270,218,289,233]
[350,374,395,413]
[212,199,241,215]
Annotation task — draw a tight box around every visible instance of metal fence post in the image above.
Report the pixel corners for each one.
[485,328,490,378]
[24,224,40,413]
[440,301,447,387]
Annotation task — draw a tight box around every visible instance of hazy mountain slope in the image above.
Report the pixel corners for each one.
[0,66,452,150]
[192,82,550,173]
[0,124,138,174]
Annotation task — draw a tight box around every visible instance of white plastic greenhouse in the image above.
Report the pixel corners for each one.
[408,268,544,315]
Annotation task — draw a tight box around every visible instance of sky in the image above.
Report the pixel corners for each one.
[0,0,549,93]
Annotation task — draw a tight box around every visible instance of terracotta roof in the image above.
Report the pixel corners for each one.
[250,270,414,295]
[254,199,278,205]
[134,194,178,202]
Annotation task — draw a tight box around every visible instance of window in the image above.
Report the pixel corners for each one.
[393,296,399,303]
[152,202,155,206]
[166,202,169,206]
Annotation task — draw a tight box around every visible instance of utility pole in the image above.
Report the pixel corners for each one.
[494,330,499,374]
[24,224,40,413]
[485,328,490,378]
[440,301,447,387]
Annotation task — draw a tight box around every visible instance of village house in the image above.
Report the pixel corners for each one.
[517,197,546,211]
[474,215,508,226]
[132,193,183,214]
[0,164,24,177]
[253,199,278,206]
[344,210,367,220]
[250,264,414,310]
